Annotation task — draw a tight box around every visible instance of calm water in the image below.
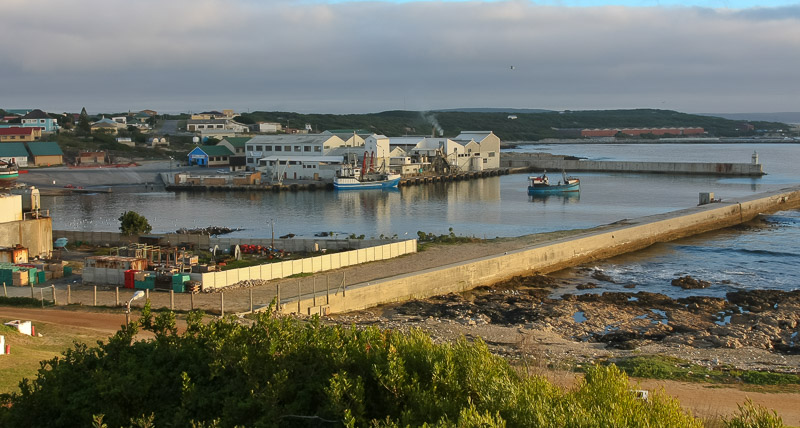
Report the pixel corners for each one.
[42,143,799,296]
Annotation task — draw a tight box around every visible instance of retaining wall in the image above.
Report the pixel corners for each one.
[279,186,800,316]
[501,153,764,176]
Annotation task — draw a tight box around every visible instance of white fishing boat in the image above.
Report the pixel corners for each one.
[333,152,401,190]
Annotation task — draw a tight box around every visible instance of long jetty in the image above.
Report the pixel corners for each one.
[501,153,764,176]
[278,186,800,315]
[163,169,511,192]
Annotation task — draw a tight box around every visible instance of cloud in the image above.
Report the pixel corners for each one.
[0,0,798,113]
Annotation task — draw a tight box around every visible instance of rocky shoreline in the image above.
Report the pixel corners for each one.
[327,274,800,373]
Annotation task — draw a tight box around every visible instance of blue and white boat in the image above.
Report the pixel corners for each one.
[333,164,401,190]
[527,170,580,195]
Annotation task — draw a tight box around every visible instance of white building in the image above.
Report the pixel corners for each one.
[257,122,282,133]
[451,131,501,170]
[245,134,350,173]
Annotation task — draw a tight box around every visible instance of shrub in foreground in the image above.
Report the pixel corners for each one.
[0,306,703,427]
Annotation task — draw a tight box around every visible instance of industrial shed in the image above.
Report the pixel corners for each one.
[27,141,64,166]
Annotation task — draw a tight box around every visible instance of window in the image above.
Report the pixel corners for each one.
[483,158,488,163]
[247,157,254,164]
[314,146,321,152]
[304,146,311,152]
[488,152,496,157]
[264,146,272,151]
[256,145,263,151]
[284,146,291,151]
[275,146,282,152]
[294,146,301,152]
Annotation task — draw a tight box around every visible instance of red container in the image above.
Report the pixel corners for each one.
[124,270,137,289]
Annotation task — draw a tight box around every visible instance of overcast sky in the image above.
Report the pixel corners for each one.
[1,0,798,114]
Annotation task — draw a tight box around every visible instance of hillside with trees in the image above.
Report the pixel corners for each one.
[237,109,787,141]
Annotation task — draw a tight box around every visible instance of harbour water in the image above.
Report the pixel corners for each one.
[41,143,799,296]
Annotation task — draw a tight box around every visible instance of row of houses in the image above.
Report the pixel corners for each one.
[0,142,64,167]
[0,109,60,134]
[186,131,501,182]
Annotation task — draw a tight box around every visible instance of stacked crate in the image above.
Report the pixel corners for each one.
[134,273,155,290]
[0,264,17,286]
[171,274,190,293]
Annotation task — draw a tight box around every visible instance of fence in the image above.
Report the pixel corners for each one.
[3,272,350,317]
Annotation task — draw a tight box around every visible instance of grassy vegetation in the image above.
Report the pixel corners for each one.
[0,323,111,395]
[0,297,54,308]
[416,228,483,250]
[611,355,800,390]
[0,309,706,427]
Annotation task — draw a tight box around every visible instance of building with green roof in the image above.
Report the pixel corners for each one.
[0,142,30,167]
[27,141,64,166]
[218,137,250,155]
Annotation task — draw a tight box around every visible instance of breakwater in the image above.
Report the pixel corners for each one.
[501,153,764,176]
[163,169,511,192]
[279,186,800,315]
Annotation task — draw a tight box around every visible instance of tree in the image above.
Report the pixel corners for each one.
[118,211,152,235]
[77,107,91,135]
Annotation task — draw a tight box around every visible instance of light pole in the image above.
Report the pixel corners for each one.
[269,218,275,249]
[125,290,145,325]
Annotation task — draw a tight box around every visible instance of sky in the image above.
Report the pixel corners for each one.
[1,0,799,115]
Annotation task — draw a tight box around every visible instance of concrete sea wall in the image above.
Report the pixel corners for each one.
[280,186,800,315]
[501,153,764,176]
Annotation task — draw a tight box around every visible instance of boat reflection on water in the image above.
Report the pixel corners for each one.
[528,192,580,204]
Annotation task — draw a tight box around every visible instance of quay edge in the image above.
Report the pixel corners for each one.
[279,185,800,315]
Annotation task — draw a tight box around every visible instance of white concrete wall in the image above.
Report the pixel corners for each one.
[192,240,417,291]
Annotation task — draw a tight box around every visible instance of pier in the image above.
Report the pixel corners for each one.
[278,186,800,315]
[164,169,512,192]
[501,153,764,176]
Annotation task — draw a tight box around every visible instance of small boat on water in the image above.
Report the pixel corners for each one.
[0,160,20,185]
[528,170,580,195]
[333,152,401,190]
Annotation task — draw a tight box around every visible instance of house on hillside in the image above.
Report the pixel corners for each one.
[0,143,30,167]
[187,145,233,167]
[255,122,282,133]
[20,109,59,133]
[91,117,124,134]
[27,141,64,166]
[0,127,41,142]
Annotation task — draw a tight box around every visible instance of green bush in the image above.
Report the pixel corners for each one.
[723,399,784,428]
[0,308,706,427]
